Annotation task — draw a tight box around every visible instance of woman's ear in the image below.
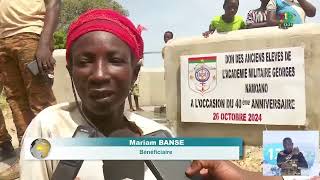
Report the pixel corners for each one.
[66,65,72,77]
[132,60,142,83]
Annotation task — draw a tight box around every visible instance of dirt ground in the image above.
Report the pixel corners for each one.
[233,146,263,172]
[0,94,19,179]
[0,95,19,148]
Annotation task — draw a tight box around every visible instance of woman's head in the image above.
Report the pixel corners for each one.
[66,9,144,117]
[260,0,270,7]
[223,0,239,17]
[164,31,173,43]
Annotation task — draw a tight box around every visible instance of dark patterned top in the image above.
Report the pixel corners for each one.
[246,9,268,25]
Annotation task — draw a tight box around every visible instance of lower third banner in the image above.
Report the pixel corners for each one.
[24,137,243,160]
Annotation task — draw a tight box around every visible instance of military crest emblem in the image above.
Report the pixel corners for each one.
[188,56,217,95]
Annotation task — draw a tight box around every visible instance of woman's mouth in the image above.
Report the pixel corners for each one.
[88,89,114,101]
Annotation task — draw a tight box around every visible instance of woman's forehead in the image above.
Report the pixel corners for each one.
[72,31,131,54]
[225,0,239,6]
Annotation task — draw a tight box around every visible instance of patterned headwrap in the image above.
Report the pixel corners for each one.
[66,9,144,65]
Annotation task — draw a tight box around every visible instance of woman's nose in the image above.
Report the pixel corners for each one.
[90,59,111,84]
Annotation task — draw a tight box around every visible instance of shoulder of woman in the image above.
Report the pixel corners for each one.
[124,111,173,136]
[27,102,78,137]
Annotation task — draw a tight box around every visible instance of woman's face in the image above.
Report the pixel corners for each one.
[224,0,239,17]
[70,31,138,116]
[164,32,173,43]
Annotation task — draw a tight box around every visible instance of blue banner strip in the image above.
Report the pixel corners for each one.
[52,137,240,146]
[46,137,243,157]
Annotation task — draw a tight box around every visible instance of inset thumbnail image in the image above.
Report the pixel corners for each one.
[263,131,319,176]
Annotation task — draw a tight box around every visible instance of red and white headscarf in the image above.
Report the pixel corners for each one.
[66,9,144,65]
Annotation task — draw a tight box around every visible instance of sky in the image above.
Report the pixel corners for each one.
[116,0,320,68]
[263,131,319,145]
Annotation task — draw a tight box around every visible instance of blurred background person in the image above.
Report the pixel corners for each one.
[0,0,60,178]
[246,0,270,28]
[267,0,317,26]
[203,0,245,38]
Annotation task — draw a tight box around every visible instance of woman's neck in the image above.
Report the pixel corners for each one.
[259,4,268,11]
[222,14,234,23]
[82,105,128,135]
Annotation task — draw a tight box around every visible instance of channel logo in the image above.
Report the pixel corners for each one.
[278,12,295,29]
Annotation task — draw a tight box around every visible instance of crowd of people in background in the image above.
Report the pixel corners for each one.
[202,0,316,37]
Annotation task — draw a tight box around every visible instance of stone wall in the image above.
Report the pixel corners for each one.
[164,24,320,145]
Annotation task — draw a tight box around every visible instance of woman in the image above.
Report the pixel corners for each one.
[19,8,303,180]
[19,9,170,180]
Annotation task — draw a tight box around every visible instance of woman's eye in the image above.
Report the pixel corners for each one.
[110,57,124,63]
[79,57,91,64]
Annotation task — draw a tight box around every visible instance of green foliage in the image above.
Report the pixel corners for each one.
[54,0,128,49]
[54,29,66,49]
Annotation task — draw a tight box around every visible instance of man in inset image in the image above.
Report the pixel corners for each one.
[277,137,308,176]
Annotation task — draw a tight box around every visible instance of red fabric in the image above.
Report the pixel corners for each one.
[137,24,147,35]
[66,9,144,64]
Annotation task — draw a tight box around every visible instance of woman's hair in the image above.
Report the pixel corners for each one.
[223,0,239,7]
[164,31,173,37]
[283,137,293,143]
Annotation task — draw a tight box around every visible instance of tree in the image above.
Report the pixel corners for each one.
[54,0,128,49]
